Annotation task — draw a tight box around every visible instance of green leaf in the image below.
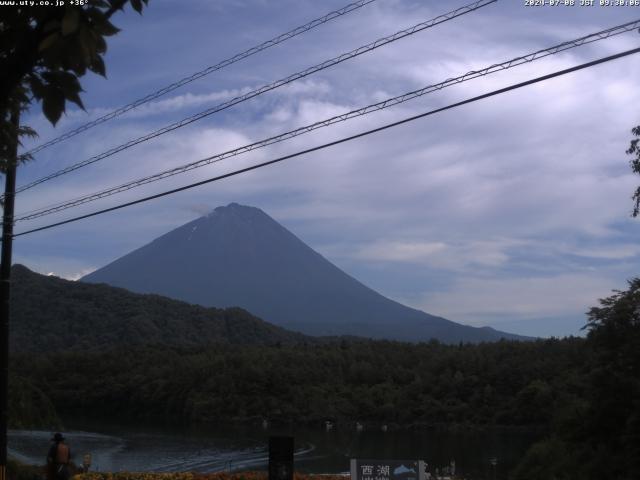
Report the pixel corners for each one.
[62,42,85,75]
[60,74,85,110]
[130,0,142,13]
[28,74,47,100]
[42,19,61,34]
[86,6,104,21]
[40,37,66,70]
[65,90,85,110]
[44,71,85,110]
[93,33,107,54]
[42,89,65,125]
[94,18,120,36]
[70,63,87,77]
[77,24,95,64]
[89,55,106,77]
[17,126,38,140]
[62,8,80,36]
[38,32,60,52]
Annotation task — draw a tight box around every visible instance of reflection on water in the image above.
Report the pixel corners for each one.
[8,421,538,479]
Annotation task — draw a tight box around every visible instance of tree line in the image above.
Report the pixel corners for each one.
[12,338,586,429]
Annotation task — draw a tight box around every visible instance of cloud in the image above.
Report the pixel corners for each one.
[356,241,448,262]
[67,269,97,281]
[12,253,98,281]
[352,238,520,270]
[564,244,640,260]
[413,273,625,326]
[182,203,215,216]
[97,79,330,121]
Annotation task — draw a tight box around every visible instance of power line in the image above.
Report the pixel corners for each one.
[14,19,639,222]
[22,0,379,157]
[12,46,640,239]
[12,0,497,198]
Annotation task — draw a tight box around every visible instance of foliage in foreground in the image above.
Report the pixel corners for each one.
[1,0,150,170]
[6,458,44,480]
[512,278,640,480]
[8,465,315,480]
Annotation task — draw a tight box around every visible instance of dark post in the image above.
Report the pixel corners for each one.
[0,108,19,480]
[268,436,294,480]
[490,457,497,480]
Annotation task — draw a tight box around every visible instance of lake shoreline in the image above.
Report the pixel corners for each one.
[59,412,547,436]
[9,420,537,480]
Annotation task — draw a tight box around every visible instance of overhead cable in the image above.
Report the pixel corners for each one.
[12,46,640,238]
[14,19,640,222]
[12,0,497,197]
[22,0,379,157]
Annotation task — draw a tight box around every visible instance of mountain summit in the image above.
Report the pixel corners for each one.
[82,203,524,342]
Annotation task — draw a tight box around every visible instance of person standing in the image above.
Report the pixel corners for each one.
[47,433,71,480]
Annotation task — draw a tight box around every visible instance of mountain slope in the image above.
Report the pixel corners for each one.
[10,264,308,352]
[82,203,526,343]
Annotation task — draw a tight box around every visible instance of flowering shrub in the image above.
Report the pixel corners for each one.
[75,473,347,480]
[75,474,194,480]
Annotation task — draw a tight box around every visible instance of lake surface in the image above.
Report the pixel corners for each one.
[9,421,538,479]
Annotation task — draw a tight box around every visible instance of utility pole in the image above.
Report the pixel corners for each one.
[0,107,19,480]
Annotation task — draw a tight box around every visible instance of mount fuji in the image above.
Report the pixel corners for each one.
[82,203,526,343]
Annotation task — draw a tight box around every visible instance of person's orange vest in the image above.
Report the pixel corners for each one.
[55,443,70,464]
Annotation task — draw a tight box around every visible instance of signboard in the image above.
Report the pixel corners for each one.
[350,459,426,480]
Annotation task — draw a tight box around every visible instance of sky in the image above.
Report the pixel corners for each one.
[10,0,640,337]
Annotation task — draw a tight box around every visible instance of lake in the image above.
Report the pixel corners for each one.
[8,421,538,479]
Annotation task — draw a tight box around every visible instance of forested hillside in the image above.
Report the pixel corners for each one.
[10,265,308,352]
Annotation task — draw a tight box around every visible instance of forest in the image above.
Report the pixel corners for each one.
[10,337,585,429]
[9,264,308,352]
